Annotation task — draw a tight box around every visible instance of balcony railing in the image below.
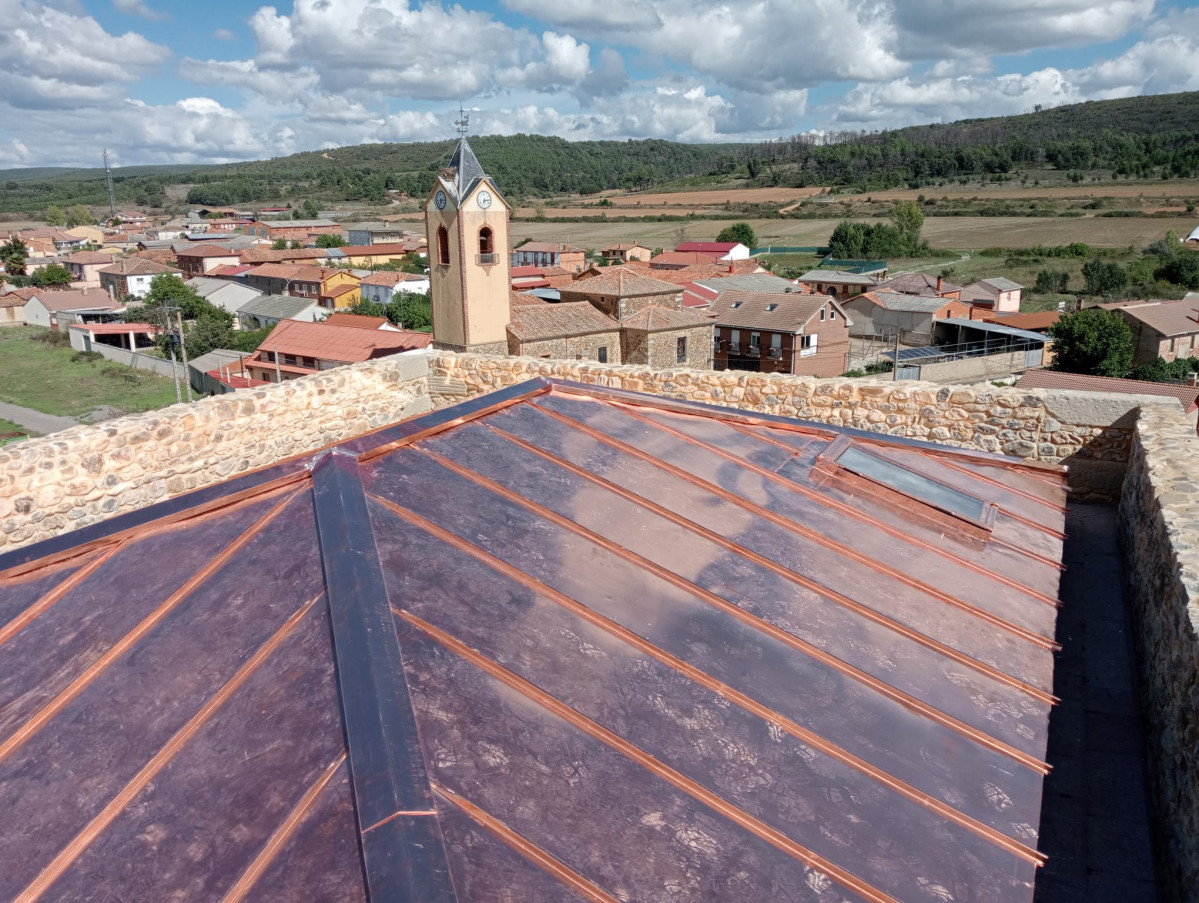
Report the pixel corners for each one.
[477,253,499,265]
[767,348,782,359]
[727,343,740,353]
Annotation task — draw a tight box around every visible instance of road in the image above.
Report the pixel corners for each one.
[0,401,78,436]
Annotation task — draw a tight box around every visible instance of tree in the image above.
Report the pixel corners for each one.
[301,199,320,219]
[389,291,432,331]
[716,222,757,249]
[1048,308,1134,377]
[44,206,65,226]
[315,234,348,248]
[144,274,207,319]
[1034,269,1070,294]
[271,238,288,250]
[30,264,73,287]
[1154,251,1199,290]
[0,237,28,276]
[1081,259,1128,295]
[344,299,388,319]
[65,205,94,228]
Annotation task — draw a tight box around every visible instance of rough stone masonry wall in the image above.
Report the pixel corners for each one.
[0,353,430,552]
[1119,404,1199,902]
[428,352,1175,501]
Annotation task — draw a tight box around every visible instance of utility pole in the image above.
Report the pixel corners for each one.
[102,149,117,221]
[168,344,182,404]
[274,344,282,383]
[891,331,900,381]
[176,309,193,402]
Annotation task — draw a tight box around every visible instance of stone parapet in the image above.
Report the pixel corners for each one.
[0,353,430,551]
[1119,404,1199,901]
[428,352,1168,501]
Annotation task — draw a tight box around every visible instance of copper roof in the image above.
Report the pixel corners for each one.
[565,268,681,297]
[507,301,618,341]
[0,379,1066,902]
[1112,299,1199,337]
[1016,369,1199,411]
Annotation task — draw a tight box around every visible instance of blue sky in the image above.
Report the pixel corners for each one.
[1,0,1197,167]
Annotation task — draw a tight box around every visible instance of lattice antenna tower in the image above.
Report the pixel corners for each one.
[454,104,470,137]
[102,149,117,219]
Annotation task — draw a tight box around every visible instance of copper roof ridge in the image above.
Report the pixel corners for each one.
[375,492,1051,855]
[399,450,1051,776]
[612,402,1066,599]
[222,751,349,903]
[0,488,302,768]
[480,420,1055,705]
[399,610,901,903]
[17,590,324,901]
[433,783,622,903]
[531,402,1060,653]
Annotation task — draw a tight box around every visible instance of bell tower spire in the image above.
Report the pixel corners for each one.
[425,110,511,354]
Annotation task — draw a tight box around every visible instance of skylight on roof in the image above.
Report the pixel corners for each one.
[820,437,996,530]
[766,303,779,311]
[730,301,742,308]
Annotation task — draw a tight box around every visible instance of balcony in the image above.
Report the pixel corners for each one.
[477,253,499,265]
[726,343,740,354]
[767,348,782,359]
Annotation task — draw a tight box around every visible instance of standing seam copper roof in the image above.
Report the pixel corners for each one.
[0,379,1066,902]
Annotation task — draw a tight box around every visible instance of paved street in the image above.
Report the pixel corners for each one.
[0,401,78,436]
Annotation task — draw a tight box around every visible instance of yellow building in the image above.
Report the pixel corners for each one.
[65,225,106,246]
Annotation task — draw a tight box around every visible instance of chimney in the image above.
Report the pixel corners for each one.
[728,262,734,273]
[936,275,943,293]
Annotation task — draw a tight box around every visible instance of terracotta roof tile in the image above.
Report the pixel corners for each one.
[176,243,241,258]
[1112,299,1199,337]
[508,301,618,341]
[250,319,430,363]
[620,304,713,331]
[564,269,681,298]
[1016,369,1199,411]
[709,289,837,332]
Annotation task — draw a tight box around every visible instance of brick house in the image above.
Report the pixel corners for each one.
[244,264,361,309]
[175,244,242,278]
[97,258,181,300]
[710,290,853,377]
[796,269,878,300]
[874,273,963,301]
[1113,299,1199,366]
[360,271,430,305]
[510,242,586,273]
[64,250,120,285]
[247,220,343,242]
[843,291,971,345]
[961,277,1023,313]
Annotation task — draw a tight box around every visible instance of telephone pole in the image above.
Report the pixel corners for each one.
[176,310,193,402]
[102,149,117,220]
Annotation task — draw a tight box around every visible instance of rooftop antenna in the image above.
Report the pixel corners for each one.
[454,103,470,137]
[102,149,117,220]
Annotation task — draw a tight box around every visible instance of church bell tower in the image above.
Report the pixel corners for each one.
[425,113,511,353]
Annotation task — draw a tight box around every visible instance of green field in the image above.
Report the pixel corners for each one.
[0,327,181,417]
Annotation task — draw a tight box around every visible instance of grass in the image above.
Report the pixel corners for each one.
[0,327,181,417]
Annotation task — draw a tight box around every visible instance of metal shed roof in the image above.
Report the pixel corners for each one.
[938,317,1051,344]
[0,379,1067,902]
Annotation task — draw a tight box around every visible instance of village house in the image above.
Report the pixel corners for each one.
[601,242,652,263]
[243,264,362,309]
[675,240,751,261]
[506,299,624,363]
[710,289,853,377]
[345,222,405,246]
[235,293,329,330]
[321,313,402,331]
[557,268,684,319]
[0,286,37,326]
[796,269,878,299]
[961,277,1024,313]
[175,244,242,278]
[97,257,181,300]
[874,272,964,301]
[1112,298,1199,365]
[510,241,586,273]
[68,321,160,353]
[243,317,430,382]
[22,287,122,330]
[842,290,972,345]
[325,244,412,267]
[13,228,87,257]
[186,277,264,318]
[65,250,121,286]
[247,219,342,243]
[649,251,720,270]
[64,224,106,246]
[509,265,575,291]
[360,271,430,306]
[238,247,330,266]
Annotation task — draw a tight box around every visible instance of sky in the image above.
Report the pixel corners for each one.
[1,0,1198,168]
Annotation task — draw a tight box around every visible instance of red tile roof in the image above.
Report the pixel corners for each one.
[1016,369,1199,411]
[97,258,180,277]
[650,251,715,268]
[67,251,118,265]
[984,312,1060,331]
[207,369,271,389]
[508,301,618,341]
[1111,299,1199,337]
[238,248,330,263]
[69,322,158,335]
[176,243,241,258]
[322,314,390,329]
[251,319,430,363]
[709,290,834,332]
[675,241,741,253]
[620,304,713,331]
[360,271,426,287]
[564,269,681,298]
[26,288,121,312]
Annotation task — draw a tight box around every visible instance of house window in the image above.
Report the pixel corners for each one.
[830,308,836,320]
[820,307,826,321]
[749,331,761,354]
[728,329,740,352]
[800,334,818,357]
[598,346,608,363]
[437,226,450,266]
[677,336,687,363]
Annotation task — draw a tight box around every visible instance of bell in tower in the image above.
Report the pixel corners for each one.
[425,112,511,354]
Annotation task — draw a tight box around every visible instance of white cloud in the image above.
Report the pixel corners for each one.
[110,0,168,21]
[212,27,236,41]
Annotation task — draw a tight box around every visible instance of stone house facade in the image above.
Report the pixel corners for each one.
[1113,299,1199,365]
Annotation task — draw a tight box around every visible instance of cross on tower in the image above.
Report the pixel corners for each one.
[454,104,470,136]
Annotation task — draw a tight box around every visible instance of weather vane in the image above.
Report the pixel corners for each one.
[455,103,470,136]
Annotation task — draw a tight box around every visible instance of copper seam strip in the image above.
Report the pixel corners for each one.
[551,383,1069,476]
[734,422,1070,545]
[420,438,1055,712]
[433,783,623,903]
[17,590,322,903]
[222,750,348,903]
[0,488,303,768]
[361,809,438,834]
[931,456,1068,512]
[475,424,1056,705]
[0,470,309,582]
[0,544,114,587]
[613,402,1064,597]
[403,611,900,903]
[0,544,123,649]
[375,478,1045,774]
[357,386,552,464]
[529,403,1061,652]
[375,498,1047,861]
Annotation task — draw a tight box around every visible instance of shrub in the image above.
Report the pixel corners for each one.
[70,350,103,363]
[864,360,893,374]
[841,369,866,378]
[32,329,72,347]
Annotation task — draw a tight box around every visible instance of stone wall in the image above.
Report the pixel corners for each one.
[1118,404,1199,902]
[427,352,1187,501]
[0,352,430,551]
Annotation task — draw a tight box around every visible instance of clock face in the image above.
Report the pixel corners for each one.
[434,190,447,210]
[477,190,492,209]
